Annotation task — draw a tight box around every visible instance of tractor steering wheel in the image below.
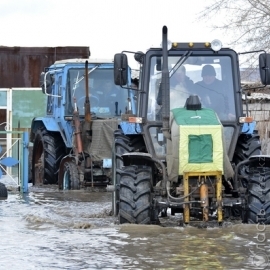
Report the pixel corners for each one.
[77,95,99,111]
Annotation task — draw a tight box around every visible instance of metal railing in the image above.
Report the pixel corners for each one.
[0,131,29,193]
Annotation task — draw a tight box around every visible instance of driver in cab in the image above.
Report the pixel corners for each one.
[170,65,194,109]
[194,64,235,120]
[94,80,120,115]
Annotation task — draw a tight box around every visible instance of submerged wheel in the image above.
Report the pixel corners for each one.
[112,131,131,216]
[119,165,152,224]
[62,161,80,190]
[245,166,270,224]
[232,132,270,223]
[32,127,66,185]
[112,130,146,216]
[0,182,8,199]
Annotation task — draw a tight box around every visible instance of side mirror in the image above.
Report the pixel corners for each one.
[114,53,128,86]
[40,72,53,94]
[259,53,270,85]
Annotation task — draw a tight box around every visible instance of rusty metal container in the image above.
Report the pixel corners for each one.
[0,46,90,88]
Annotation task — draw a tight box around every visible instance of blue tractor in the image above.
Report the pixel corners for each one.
[110,26,270,225]
[30,58,137,189]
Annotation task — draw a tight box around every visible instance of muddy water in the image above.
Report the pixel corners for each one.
[1,185,269,270]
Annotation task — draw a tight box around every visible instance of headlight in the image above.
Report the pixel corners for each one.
[211,39,222,52]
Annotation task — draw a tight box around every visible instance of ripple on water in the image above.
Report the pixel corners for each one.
[0,188,268,269]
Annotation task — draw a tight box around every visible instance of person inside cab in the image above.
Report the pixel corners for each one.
[170,65,194,109]
[94,80,123,115]
[171,65,194,90]
[195,64,226,117]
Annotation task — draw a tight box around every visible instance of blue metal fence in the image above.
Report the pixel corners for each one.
[0,131,29,193]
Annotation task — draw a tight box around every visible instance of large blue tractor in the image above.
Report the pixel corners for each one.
[30,58,137,189]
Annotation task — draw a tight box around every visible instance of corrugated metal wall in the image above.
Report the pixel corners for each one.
[0,46,90,88]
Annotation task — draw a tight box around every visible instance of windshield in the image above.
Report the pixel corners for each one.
[148,55,236,121]
[66,68,129,118]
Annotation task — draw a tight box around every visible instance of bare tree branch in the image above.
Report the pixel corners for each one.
[199,0,270,52]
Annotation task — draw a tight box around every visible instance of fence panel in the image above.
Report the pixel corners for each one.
[0,131,28,192]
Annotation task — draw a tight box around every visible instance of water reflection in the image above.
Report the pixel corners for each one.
[0,187,269,269]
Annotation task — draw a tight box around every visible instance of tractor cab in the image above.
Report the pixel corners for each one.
[114,37,270,161]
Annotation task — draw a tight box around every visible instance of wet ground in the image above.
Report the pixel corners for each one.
[0,182,270,270]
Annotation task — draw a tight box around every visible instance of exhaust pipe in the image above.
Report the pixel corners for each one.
[161,26,170,139]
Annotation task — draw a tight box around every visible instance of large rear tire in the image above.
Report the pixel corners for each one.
[245,166,270,224]
[119,165,152,224]
[232,132,270,223]
[233,132,261,188]
[233,132,261,164]
[32,127,66,185]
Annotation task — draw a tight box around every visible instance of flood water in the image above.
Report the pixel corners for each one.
[1,183,270,270]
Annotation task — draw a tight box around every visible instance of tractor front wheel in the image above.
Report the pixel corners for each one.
[119,165,153,224]
[59,161,80,190]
